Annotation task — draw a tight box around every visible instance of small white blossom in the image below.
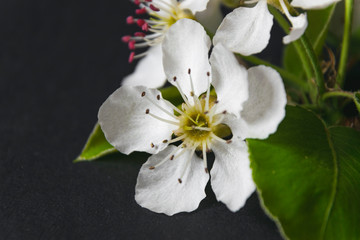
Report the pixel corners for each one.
[213,0,341,55]
[121,0,210,89]
[98,19,286,215]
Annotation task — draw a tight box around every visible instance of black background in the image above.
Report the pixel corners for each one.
[0,1,284,239]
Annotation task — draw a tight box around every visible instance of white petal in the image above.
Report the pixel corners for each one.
[213,0,273,55]
[221,113,246,140]
[98,86,178,155]
[135,145,209,215]
[162,19,211,100]
[210,138,255,212]
[210,44,248,117]
[291,0,341,9]
[282,13,308,44]
[239,66,287,139]
[279,0,308,44]
[195,0,223,33]
[122,45,166,88]
[179,0,210,13]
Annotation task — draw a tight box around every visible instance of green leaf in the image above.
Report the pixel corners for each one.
[283,5,336,76]
[74,123,117,162]
[248,106,360,240]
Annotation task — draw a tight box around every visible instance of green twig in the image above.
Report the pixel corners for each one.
[322,90,354,100]
[336,0,353,87]
[240,55,308,90]
[270,6,325,98]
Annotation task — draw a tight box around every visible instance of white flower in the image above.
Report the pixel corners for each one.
[98,19,287,215]
[213,0,341,56]
[121,0,210,89]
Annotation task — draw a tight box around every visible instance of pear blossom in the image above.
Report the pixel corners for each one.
[98,19,286,215]
[213,0,341,56]
[121,0,210,88]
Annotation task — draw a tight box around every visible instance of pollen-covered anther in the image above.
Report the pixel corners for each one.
[149,4,160,11]
[149,166,155,170]
[151,143,155,148]
[162,140,168,143]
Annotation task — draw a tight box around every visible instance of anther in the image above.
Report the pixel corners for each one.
[170,155,174,160]
[128,40,136,50]
[135,7,147,15]
[162,140,168,143]
[128,52,135,63]
[149,166,155,170]
[178,178,182,184]
[157,95,160,100]
[145,109,150,114]
[215,100,219,104]
[207,72,210,76]
[190,91,194,97]
[222,110,227,114]
[141,91,146,97]
[205,168,209,173]
[173,76,177,81]
[122,36,131,43]
[226,140,232,144]
[204,111,209,114]
[149,4,160,11]
[134,32,146,37]
[151,143,155,148]
[126,16,135,24]
[188,68,191,74]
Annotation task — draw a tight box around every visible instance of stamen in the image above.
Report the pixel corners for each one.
[192,126,212,131]
[205,72,211,112]
[173,76,192,107]
[187,68,202,111]
[178,146,198,184]
[144,94,179,120]
[167,134,186,144]
[148,112,179,126]
[150,143,184,169]
[202,142,208,174]
[210,132,228,143]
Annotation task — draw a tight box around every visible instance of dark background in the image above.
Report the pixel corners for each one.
[0,1,284,239]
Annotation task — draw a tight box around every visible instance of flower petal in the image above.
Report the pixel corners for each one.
[239,65,287,139]
[279,0,308,44]
[162,19,211,100]
[291,0,341,9]
[195,0,223,33]
[210,138,255,212]
[122,45,166,88]
[282,13,308,44]
[179,0,210,13]
[98,85,178,155]
[210,43,248,117]
[213,0,273,55]
[135,145,209,216]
